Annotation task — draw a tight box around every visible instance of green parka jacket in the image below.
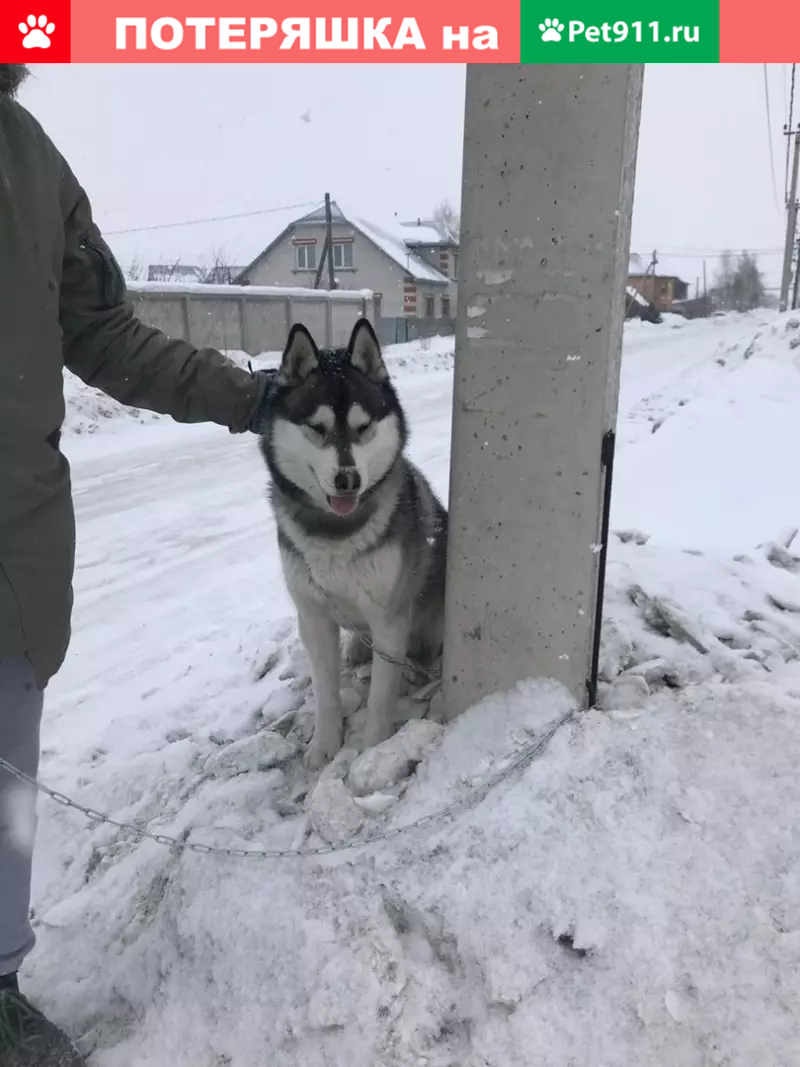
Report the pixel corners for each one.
[0,96,268,687]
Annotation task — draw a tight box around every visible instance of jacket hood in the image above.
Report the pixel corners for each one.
[0,66,29,97]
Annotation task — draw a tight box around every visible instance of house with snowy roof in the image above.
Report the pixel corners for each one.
[626,252,689,314]
[236,202,457,340]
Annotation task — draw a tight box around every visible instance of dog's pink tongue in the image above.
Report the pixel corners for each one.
[329,494,359,516]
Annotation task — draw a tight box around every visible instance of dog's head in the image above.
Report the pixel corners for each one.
[263,319,406,518]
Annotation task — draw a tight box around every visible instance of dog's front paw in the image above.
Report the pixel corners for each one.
[305,726,343,771]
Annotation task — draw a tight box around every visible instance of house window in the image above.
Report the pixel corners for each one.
[424,296,435,318]
[452,253,459,279]
[441,295,451,318]
[295,243,316,270]
[333,242,353,269]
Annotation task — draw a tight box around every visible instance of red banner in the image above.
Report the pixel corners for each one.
[1,0,519,62]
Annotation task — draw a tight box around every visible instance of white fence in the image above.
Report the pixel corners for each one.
[127,281,375,356]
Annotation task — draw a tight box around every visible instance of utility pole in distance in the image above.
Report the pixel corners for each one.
[443,64,643,719]
[325,192,336,290]
[313,192,336,291]
[780,126,800,312]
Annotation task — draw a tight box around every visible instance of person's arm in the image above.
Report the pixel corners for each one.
[59,162,270,433]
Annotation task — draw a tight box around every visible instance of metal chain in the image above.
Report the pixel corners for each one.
[0,709,576,861]
[311,580,443,680]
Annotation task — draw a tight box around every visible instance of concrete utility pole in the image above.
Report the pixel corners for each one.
[780,126,800,312]
[443,64,644,718]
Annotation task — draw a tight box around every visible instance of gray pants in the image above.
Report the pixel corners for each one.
[0,658,43,977]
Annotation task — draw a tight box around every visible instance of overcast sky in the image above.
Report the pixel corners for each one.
[20,63,790,290]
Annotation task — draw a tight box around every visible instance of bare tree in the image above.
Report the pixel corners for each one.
[710,250,735,309]
[432,198,460,241]
[148,257,192,283]
[733,252,767,311]
[126,255,144,281]
[196,248,237,285]
[710,251,767,312]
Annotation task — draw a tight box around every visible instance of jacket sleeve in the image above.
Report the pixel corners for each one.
[59,165,267,433]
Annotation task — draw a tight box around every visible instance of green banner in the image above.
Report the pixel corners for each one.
[521,0,720,62]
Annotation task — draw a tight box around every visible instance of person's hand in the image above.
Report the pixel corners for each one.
[248,368,278,434]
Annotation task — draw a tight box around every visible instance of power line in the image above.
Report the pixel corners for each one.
[647,246,781,254]
[634,248,784,260]
[764,63,781,212]
[104,199,319,237]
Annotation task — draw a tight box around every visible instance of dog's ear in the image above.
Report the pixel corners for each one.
[279,324,320,385]
[348,319,388,383]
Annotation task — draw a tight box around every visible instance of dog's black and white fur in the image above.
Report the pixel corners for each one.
[260,319,447,767]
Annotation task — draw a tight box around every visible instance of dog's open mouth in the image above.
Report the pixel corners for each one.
[327,493,360,517]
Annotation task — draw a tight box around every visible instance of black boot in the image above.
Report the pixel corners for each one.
[0,974,84,1066]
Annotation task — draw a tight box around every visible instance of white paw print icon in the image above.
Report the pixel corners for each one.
[539,17,565,42]
[18,14,56,49]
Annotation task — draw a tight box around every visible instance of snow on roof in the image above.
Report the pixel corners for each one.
[237,203,450,285]
[626,285,649,308]
[354,218,450,284]
[396,218,457,246]
[294,201,347,225]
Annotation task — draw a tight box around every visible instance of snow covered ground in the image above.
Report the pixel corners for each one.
[24,312,800,1064]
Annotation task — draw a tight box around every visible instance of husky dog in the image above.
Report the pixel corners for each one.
[259,319,447,767]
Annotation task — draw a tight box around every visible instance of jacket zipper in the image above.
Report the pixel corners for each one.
[80,231,125,306]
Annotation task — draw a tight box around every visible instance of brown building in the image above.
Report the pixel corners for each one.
[627,273,689,311]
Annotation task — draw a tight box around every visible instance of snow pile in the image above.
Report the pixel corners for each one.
[27,532,800,1066]
[63,371,166,436]
[383,333,455,375]
[601,530,800,693]
[222,336,457,377]
[24,309,800,1064]
[63,350,272,436]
